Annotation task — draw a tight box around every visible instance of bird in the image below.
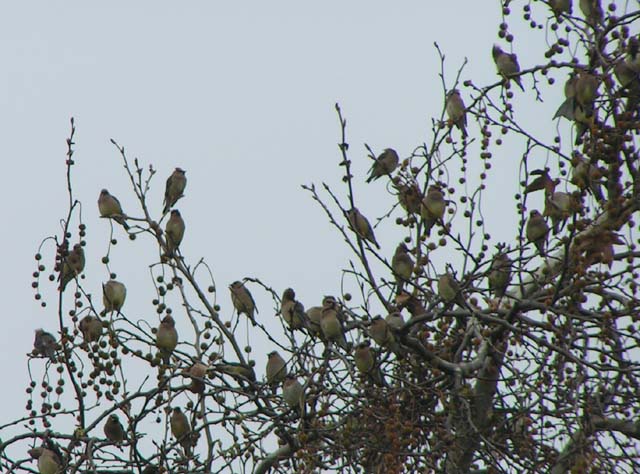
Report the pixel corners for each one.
[346,208,380,249]
[216,362,257,383]
[104,414,126,444]
[156,315,178,365]
[266,351,287,387]
[369,316,393,347]
[391,243,414,292]
[163,168,187,214]
[579,0,603,24]
[395,182,422,215]
[488,250,512,297]
[492,45,525,91]
[575,73,599,108]
[170,407,193,453]
[526,210,549,255]
[306,306,324,338]
[549,0,572,16]
[184,360,209,394]
[320,296,349,350]
[165,210,185,255]
[229,281,257,326]
[544,191,575,235]
[58,243,85,291]
[354,341,384,386]
[282,376,304,410]
[438,272,465,307]
[421,185,446,236]
[366,148,399,183]
[445,89,468,137]
[98,189,130,230]
[571,155,603,201]
[79,315,103,344]
[554,73,578,120]
[103,280,127,313]
[385,311,405,330]
[28,447,62,474]
[280,288,307,330]
[33,329,58,361]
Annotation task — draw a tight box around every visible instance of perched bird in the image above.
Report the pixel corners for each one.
[395,182,422,215]
[366,148,399,183]
[79,315,103,344]
[104,414,126,443]
[282,376,304,410]
[354,341,384,386]
[229,281,257,326]
[347,208,380,249]
[184,360,209,394]
[544,191,575,235]
[368,316,392,346]
[445,89,468,137]
[33,329,58,361]
[492,45,525,91]
[28,447,62,474]
[170,407,192,453]
[280,288,306,330]
[58,243,85,291]
[321,296,349,350]
[103,280,127,313]
[165,210,185,255]
[571,155,603,201]
[579,0,603,24]
[549,0,572,16]
[554,73,578,120]
[438,272,465,307]
[385,311,405,330]
[488,250,512,297]
[575,73,599,108]
[526,210,549,255]
[216,362,257,383]
[163,168,187,214]
[98,189,130,230]
[306,306,324,338]
[421,185,446,236]
[156,315,178,365]
[266,351,287,386]
[391,243,414,291]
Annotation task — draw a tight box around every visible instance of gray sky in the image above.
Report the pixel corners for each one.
[1,0,566,457]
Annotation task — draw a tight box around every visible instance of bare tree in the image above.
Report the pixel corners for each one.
[2,1,640,473]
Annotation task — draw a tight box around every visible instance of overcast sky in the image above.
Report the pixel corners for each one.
[1,0,571,458]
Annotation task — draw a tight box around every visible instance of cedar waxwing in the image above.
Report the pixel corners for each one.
[79,315,103,344]
[571,155,603,201]
[385,311,405,331]
[306,306,323,338]
[280,288,306,330]
[28,447,62,474]
[266,351,287,386]
[579,0,603,24]
[421,185,446,236]
[282,376,304,410]
[184,360,209,394]
[554,73,578,120]
[395,182,422,215]
[526,210,549,255]
[347,208,380,249]
[216,362,257,383]
[165,210,185,254]
[354,341,384,386]
[321,296,349,350]
[366,148,399,183]
[156,315,178,365]
[492,45,525,91]
[98,189,130,230]
[170,407,192,453]
[549,0,572,16]
[544,191,575,234]
[488,251,512,297]
[614,60,639,89]
[229,281,257,326]
[575,73,599,108]
[104,414,126,443]
[391,243,414,291]
[438,272,464,306]
[369,316,403,356]
[59,243,85,291]
[103,280,127,313]
[445,89,467,137]
[163,168,187,214]
[33,329,57,361]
